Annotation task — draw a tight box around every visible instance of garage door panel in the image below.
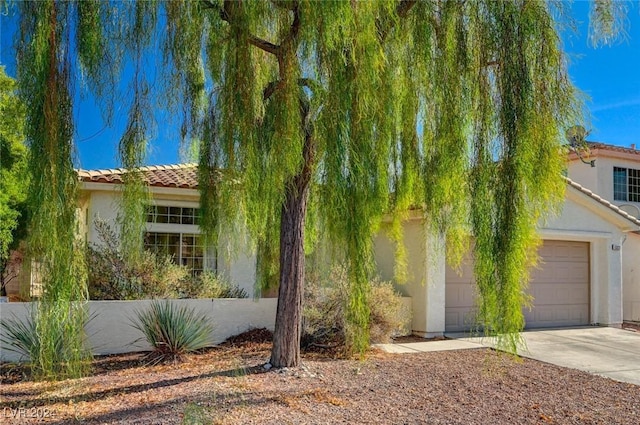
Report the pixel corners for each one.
[525,305,589,328]
[446,240,589,332]
[531,263,589,283]
[446,283,476,308]
[539,241,589,261]
[530,283,590,305]
[446,308,479,332]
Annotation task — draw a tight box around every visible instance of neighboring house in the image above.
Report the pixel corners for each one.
[6,142,640,334]
[566,142,640,323]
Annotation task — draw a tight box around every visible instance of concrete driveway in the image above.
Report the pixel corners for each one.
[379,327,640,386]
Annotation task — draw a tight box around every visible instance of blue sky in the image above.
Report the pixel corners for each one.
[565,1,640,148]
[1,1,639,170]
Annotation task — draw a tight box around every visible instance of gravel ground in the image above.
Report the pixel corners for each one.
[1,331,639,424]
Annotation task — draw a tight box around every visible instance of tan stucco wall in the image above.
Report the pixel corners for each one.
[540,189,629,326]
[374,219,445,337]
[623,232,640,322]
[567,156,640,218]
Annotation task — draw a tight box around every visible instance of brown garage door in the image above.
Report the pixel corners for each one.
[445,240,590,332]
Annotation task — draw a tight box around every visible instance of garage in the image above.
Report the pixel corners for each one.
[445,240,590,332]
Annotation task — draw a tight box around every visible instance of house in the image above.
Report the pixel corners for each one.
[566,142,640,323]
[6,142,640,335]
[375,142,640,335]
[76,165,258,298]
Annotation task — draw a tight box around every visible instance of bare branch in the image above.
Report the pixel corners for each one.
[263,78,319,101]
[281,0,301,47]
[202,0,281,56]
[248,36,280,55]
[263,80,282,101]
[397,0,417,18]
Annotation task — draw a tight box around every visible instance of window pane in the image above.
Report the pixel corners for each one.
[169,207,180,224]
[144,230,210,275]
[182,208,194,225]
[155,206,168,223]
[168,234,179,245]
[629,168,640,203]
[193,258,204,271]
[614,167,627,201]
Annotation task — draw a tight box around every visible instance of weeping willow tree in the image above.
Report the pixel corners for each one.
[11,0,626,370]
[15,1,90,379]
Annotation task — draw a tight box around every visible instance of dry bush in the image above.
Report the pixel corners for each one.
[303,265,410,351]
[87,220,246,300]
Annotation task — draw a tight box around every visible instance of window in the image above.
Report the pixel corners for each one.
[146,205,201,225]
[144,205,210,276]
[144,232,206,275]
[614,167,640,202]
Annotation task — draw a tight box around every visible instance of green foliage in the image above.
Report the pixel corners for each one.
[303,266,410,355]
[86,219,247,300]
[0,67,29,295]
[0,307,92,380]
[589,0,628,46]
[186,271,248,299]
[131,300,214,363]
[0,314,43,362]
[16,1,89,380]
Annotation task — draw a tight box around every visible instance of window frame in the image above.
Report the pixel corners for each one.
[144,203,215,275]
[614,166,640,203]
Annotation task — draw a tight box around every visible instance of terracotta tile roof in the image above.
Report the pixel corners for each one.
[586,142,640,156]
[564,176,640,227]
[77,163,199,189]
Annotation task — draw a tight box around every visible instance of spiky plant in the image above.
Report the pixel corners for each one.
[0,307,92,380]
[131,300,213,363]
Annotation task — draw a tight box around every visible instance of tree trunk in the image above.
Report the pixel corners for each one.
[270,103,315,368]
[270,179,309,367]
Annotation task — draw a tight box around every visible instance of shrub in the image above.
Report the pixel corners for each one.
[0,314,44,362]
[87,219,190,300]
[131,300,213,363]
[87,219,247,300]
[302,265,410,353]
[0,307,93,380]
[179,271,248,299]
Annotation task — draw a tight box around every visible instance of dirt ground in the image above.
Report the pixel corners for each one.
[1,328,639,424]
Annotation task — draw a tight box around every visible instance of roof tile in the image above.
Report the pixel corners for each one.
[563,176,640,227]
[77,163,199,188]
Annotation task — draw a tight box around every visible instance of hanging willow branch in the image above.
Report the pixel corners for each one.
[17,0,89,380]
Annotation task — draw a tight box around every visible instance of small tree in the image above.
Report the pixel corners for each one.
[0,66,29,297]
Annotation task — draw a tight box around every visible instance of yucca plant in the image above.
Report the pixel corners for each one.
[0,308,93,380]
[131,300,213,363]
[0,315,44,361]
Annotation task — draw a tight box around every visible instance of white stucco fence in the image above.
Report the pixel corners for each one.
[0,299,278,363]
[0,297,412,363]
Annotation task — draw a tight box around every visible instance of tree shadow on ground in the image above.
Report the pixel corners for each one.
[0,365,264,410]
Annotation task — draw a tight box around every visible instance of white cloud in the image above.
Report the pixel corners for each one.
[591,97,640,113]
